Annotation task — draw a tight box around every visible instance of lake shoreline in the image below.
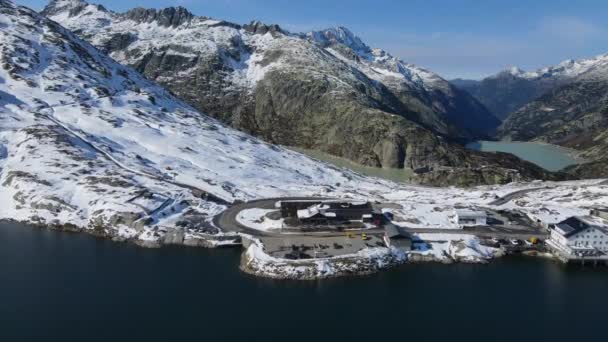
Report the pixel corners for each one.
[3,219,607,342]
[466,140,584,171]
[0,220,581,281]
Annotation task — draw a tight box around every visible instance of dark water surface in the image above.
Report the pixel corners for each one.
[1,222,607,342]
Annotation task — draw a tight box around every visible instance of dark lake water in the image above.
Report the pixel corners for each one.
[1,222,607,342]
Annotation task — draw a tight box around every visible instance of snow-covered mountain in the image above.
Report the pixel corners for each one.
[506,54,608,81]
[306,27,446,92]
[0,0,602,247]
[452,54,608,120]
[43,0,501,171]
[496,56,608,178]
[0,0,405,243]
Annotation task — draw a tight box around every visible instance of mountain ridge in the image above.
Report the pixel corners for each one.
[43,0,508,174]
[0,0,561,247]
[451,53,608,120]
[451,52,608,178]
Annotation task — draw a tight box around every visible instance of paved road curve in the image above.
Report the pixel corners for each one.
[489,187,547,206]
[214,197,549,240]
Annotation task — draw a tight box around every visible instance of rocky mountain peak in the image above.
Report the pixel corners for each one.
[307,26,370,54]
[242,20,285,35]
[42,0,106,17]
[507,66,525,76]
[121,6,194,28]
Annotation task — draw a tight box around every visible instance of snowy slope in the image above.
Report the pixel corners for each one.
[307,27,445,92]
[0,0,395,242]
[1,0,607,247]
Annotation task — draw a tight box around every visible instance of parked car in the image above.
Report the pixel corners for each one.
[510,239,520,246]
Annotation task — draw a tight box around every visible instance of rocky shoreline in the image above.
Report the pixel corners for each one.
[1,218,565,280]
[237,235,518,280]
[0,218,241,249]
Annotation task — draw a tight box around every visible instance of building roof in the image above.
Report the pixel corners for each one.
[455,209,487,218]
[385,225,412,239]
[281,199,365,205]
[555,216,608,238]
[296,204,336,219]
[592,208,608,216]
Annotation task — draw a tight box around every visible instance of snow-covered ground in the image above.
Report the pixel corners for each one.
[411,233,502,263]
[1,1,607,254]
[236,209,283,232]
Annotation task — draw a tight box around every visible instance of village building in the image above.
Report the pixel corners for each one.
[281,200,382,227]
[454,209,487,228]
[280,200,325,218]
[547,216,608,257]
[383,225,412,251]
[591,208,608,221]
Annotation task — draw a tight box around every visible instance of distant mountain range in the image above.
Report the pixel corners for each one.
[451,55,608,121]
[451,54,608,178]
[43,0,514,177]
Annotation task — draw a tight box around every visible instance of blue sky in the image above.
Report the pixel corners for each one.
[19,0,608,79]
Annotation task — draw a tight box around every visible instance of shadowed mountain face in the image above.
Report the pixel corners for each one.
[452,57,608,122]
[453,56,608,179]
[43,0,508,174]
[498,80,608,178]
[451,72,563,121]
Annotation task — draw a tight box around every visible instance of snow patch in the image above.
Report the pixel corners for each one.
[236,208,283,232]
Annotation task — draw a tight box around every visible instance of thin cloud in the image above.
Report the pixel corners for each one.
[536,16,605,43]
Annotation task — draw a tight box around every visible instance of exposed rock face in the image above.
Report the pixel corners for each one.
[498,81,608,145]
[563,159,608,179]
[122,6,194,27]
[497,79,608,178]
[42,0,547,187]
[243,20,284,35]
[42,0,106,17]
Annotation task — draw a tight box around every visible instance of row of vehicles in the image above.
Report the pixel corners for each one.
[489,237,541,247]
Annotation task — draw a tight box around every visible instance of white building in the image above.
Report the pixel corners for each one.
[455,209,487,228]
[591,208,608,221]
[548,216,608,257]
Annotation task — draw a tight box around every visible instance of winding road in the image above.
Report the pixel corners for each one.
[213,197,549,240]
[489,187,547,206]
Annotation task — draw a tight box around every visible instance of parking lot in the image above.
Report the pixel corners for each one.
[260,234,385,259]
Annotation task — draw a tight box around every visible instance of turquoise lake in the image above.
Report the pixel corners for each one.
[466,141,582,171]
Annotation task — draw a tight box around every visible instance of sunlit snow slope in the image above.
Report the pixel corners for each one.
[0,0,397,241]
[1,0,606,246]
